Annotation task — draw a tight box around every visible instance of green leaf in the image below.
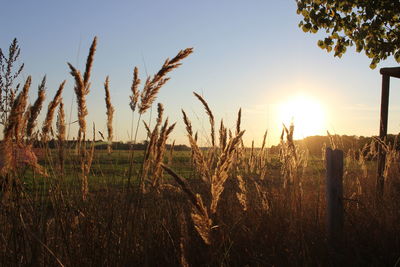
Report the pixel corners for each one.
[302,23,312,32]
[311,25,319,33]
[297,0,400,67]
[317,40,325,48]
[395,51,400,63]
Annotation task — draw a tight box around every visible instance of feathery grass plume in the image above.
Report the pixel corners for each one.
[372,136,395,182]
[1,81,49,177]
[182,109,211,183]
[162,164,212,245]
[68,63,87,141]
[138,48,193,114]
[155,48,193,80]
[248,140,255,172]
[140,121,160,190]
[68,38,96,200]
[145,103,164,161]
[56,100,66,142]
[258,129,268,175]
[283,123,297,160]
[280,124,295,188]
[139,77,169,114]
[181,109,193,136]
[219,119,227,149]
[152,118,173,187]
[253,179,270,211]
[21,106,30,140]
[156,118,170,156]
[156,103,164,128]
[26,76,46,138]
[236,108,242,134]
[327,130,337,150]
[236,174,248,211]
[260,129,268,153]
[129,67,140,112]
[142,124,176,191]
[14,77,32,143]
[165,122,176,137]
[280,122,308,214]
[161,164,205,214]
[143,120,151,138]
[193,92,215,147]
[1,77,31,174]
[258,129,268,159]
[190,194,212,245]
[327,130,344,150]
[104,76,114,154]
[83,37,97,87]
[12,76,31,142]
[56,99,66,173]
[42,81,65,141]
[1,143,48,177]
[68,37,97,142]
[210,130,245,214]
[1,76,31,147]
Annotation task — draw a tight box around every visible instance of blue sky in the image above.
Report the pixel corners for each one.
[1,0,400,146]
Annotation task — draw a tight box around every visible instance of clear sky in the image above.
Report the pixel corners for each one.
[1,0,400,147]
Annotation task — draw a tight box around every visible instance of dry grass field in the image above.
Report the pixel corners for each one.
[1,37,400,266]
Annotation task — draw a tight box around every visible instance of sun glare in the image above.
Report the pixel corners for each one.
[278,95,326,139]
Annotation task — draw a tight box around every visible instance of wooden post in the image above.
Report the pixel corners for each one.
[377,74,390,198]
[325,148,343,247]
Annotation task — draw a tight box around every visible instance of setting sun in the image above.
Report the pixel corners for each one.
[278,94,326,139]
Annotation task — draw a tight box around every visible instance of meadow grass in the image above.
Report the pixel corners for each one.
[1,37,400,266]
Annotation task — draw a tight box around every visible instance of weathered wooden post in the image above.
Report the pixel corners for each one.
[377,67,400,198]
[325,148,343,247]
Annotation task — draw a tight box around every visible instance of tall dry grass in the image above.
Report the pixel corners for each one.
[104,76,114,154]
[0,37,399,267]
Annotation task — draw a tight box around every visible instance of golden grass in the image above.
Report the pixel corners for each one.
[104,76,114,154]
[42,80,65,141]
[1,37,400,266]
[26,76,46,138]
[139,48,193,114]
[129,67,140,112]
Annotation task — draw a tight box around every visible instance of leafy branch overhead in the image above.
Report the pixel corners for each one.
[297,0,400,69]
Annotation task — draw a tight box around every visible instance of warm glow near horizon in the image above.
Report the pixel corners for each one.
[278,94,326,140]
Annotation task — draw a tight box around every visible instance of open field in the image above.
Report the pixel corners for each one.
[2,143,400,266]
[1,36,400,267]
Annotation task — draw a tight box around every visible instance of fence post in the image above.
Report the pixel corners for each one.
[325,148,344,247]
[377,73,390,199]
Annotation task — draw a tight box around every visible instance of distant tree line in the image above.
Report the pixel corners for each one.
[0,139,191,151]
[2,134,398,156]
[271,134,400,158]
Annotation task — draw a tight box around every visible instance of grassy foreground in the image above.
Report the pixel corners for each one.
[1,143,400,266]
[1,37,400,266]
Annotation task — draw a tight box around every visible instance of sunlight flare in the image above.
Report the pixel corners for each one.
[278,94,326,139]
